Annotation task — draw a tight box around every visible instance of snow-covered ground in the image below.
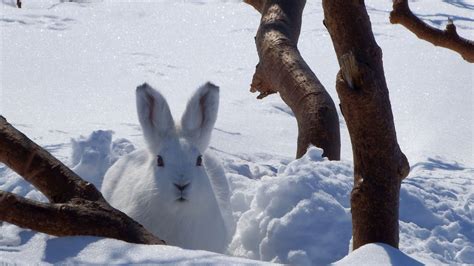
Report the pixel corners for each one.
[1,0,472,264]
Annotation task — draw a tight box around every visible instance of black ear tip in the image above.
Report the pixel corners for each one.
[205,81,219,90]
[137,82,151,92]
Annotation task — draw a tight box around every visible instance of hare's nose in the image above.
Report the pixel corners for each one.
[174,182,190,192]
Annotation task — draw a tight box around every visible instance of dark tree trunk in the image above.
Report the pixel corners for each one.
[17,0,21,8]
[322,0,410,250]
[245,0,341,160]
[0,116,164,245]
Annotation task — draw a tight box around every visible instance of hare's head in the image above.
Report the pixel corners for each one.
[136,82,219,204]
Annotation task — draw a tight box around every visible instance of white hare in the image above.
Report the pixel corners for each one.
[101,82,234,252]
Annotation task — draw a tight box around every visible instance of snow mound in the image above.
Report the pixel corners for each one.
[333,243,423,266]
[71,130,135,188]
[228,146,353,265]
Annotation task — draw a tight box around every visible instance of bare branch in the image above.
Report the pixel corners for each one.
[0,191,158,243]
[0,117,102,203]
[390,0,474,63]
[245,0,341,160]
[0,116,165,245]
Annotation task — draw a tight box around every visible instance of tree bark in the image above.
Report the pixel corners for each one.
[322,1,410,250]
[0,116,164,245]
[390,0,474,63]
[245,0,341,160]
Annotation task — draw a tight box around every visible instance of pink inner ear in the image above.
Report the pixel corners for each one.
[147,93,155,126]
[198,93,206,129]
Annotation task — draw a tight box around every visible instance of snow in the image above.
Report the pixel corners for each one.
[228,147,353,264]
[1,0,473,265]
[71,130,135,188]
[333,243,423,266]
[0,233,275,265]
[399,160,474,264]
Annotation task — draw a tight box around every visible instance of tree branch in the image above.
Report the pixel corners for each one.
[244,0,264,13]
[0,116,165,245]
[390,0,474,63]
[0,117,102,203]
[245,0,341,160]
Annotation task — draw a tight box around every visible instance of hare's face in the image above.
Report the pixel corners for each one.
[153,138,210,203]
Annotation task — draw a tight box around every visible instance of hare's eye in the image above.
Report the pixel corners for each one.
[157,155,164,167]
[196,155,203,166]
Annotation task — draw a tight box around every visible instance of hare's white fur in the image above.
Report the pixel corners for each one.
[101,82,234,252]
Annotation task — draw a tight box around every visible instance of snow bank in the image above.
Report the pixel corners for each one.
[225,146,474,265]
[229,147,353,265]
[333,243,423,266]
[3,132,473,264]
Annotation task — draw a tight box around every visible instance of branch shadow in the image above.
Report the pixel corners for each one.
[43,236,99,264]
[411,157,466,171]
[416,13,474,29]
[1,0,16,7]
[442,0,474,10]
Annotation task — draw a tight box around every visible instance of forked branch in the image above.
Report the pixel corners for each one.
[390,0,474,63]
[0,116,164,245]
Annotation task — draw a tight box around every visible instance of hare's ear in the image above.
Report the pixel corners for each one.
[136,83,175,151]
[181,82,219,152]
